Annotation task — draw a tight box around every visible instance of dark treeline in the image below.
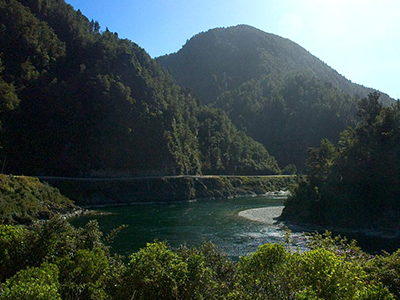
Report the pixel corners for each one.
[158,25,393,169]
[282,93,400,229]
[0,0,280,177]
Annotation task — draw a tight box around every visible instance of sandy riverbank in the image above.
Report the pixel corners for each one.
[238,206,284,226]
[239,206,400,240]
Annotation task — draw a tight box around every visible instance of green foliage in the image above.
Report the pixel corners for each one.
[57,248,110,300]
[282,164,297,175]
[213,73,358,169]
[306,231,367,264]
[298,248,366,299]
[0,225,28,280]
[0,0,66,83]
[0,217,107,283]
[306,138,336,186]
[177,242,236,298]
[117,241,229,299]
[0,58,19,126]
[117,242,190,300]
[0,262,61,300]
[233,243,295,299]
[233,240,394,300]
[0,175,75,224]
[365,250,400,299]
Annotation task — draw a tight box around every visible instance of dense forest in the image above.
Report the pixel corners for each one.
[0,0,280,177]
[158,25,393,168]
[282,93,400,229]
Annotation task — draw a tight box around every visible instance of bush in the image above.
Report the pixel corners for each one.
[365,250,400,299]
[233,243,296,299]
[0,262,61,300]
[0,225,29,281]
[233,242,394,300]
[116,242,227,300]
[299,248,366,299]
[57,248,110,300]
[116,242,188,300]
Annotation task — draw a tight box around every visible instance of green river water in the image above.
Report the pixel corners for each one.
[71,196,306,258]
[71,195,400,258]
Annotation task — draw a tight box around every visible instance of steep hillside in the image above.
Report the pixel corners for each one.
[158,25,393,168]
[0,1,280,176]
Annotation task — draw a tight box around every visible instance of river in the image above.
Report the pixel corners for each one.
[71,196,306,258]
[70,195,400,258]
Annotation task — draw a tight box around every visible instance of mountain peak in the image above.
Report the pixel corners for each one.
[158,25,391,105]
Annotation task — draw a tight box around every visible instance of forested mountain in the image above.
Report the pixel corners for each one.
[158,25,393,168]
[282,93,400,229]
[158,25,392,106]
[0,0,280,176]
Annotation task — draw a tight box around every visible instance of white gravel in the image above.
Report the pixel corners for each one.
[238,206,284,225]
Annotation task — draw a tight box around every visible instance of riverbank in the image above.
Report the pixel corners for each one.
[0,175,76,224]
[61,208,114,219]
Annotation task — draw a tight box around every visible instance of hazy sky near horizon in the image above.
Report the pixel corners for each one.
[65,0,399,99]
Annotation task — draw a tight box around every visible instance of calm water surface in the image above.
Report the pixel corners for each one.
[71,196,305,258]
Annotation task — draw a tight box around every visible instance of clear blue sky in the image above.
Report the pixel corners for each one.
[65,0,399,99]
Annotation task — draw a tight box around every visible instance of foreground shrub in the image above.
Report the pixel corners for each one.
[0,224,31,281]
[0,217,106,283]
[0,262,61,300]
[233,243,394,300]
[116,242,221,300]
[232,243,296,299]
[57,248,110,300]
[299,248,366,299]
[365,250,400,299]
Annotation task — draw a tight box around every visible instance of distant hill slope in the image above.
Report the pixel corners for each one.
[0,1,280,176]
[158,25,393,168]
[158,25,392,105]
